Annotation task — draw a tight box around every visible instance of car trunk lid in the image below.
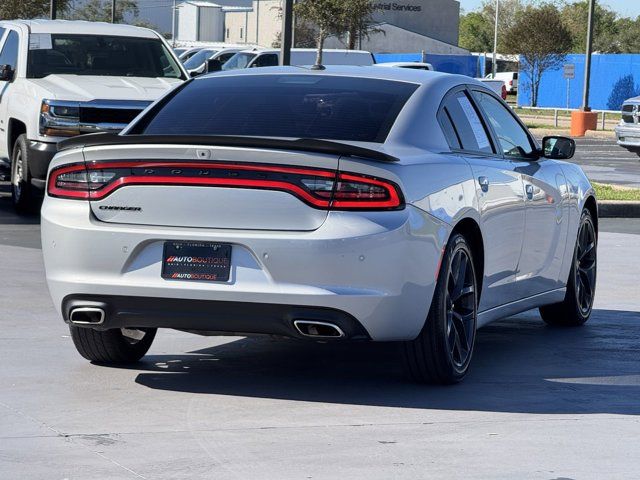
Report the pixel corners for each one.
[82,143,340,231]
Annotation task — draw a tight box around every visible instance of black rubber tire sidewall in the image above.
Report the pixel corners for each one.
[69,326,157,364]
[403,233,478,385]
[11,134,37,214]
[540,208,596,326]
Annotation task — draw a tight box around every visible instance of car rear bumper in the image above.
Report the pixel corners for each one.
[42,198,450,341]
[62,294,371,340]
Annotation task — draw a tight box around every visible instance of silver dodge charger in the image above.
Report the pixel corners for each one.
[42,67,598,384]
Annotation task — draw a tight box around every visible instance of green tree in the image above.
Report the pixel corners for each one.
[561,1,620,53]
[459,12,493,52]
[459,0,524,52]
[503,3,572,106]
[294,0,347,65]
[343,0,377,50]
[615,17,640,53]
[67,0,150,26]
[0,0,70,20]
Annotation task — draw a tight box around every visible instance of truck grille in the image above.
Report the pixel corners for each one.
[622,104,637,124]
[79,107,143,125]
[78,100,152,133]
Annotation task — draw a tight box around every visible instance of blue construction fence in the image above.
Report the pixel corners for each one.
[518,54,640,110]
[374,53,479,78]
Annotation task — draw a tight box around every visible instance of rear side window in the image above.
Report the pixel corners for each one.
[441,91,493,153]
[141,75,419,143]
[437,109,461,149]
[252,54,278,67]
[472,90,534,158]
[0,30,20,70]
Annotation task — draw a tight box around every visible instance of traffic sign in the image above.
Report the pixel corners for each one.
[563,63,576,79]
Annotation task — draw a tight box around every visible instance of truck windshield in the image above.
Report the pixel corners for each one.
[27,34,184,79]
[222,52,257,70]
[183,49,217,70]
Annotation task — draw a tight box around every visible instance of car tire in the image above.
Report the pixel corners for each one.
[11,134,40,214]
[69,326,157,364]
[403,233,478,385]
[539,208,597,327]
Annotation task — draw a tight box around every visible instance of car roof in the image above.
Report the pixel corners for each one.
[236,48,372,55]
[0,19,158,38]
[200,64,470,87]
[376,62,433,68]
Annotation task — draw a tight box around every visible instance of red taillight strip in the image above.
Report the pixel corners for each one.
[90,176,332,207]
[48,161,404,210]
[87,161,336,178]
[48,163,90,199]
[332,173,402,209]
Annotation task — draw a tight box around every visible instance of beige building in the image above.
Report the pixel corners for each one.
[177,0,464,52]
[224,0,281,47]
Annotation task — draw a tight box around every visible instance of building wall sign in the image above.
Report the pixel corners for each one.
[373,3,423,13]
[371,0,460,46]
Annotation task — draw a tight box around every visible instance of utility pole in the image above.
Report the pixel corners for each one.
[171,0,177,47]
[50,0,57,20]
[111,0,117,23]
[570,0,598,136]
[582,0,596,110]
[492,0,499,77]
[280,0,294,66]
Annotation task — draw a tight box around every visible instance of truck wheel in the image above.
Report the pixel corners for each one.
[539,208,597,326]
[11,134,40,214]
[69,326,157,364]
[403,233,478,385]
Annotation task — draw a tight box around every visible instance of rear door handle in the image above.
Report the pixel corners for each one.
[478,176,489,192]
[525,184,534,200]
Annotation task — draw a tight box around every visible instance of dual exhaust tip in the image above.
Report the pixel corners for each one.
[69,308,345,339]
[293,320,345,339]
[69,307,105,325]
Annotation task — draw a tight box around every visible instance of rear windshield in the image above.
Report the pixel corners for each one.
[141,75,419,142]
[27,34,184,79]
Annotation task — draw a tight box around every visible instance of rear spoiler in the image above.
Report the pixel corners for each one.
[58,133,399,163]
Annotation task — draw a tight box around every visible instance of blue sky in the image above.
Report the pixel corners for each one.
[459,0,640,18]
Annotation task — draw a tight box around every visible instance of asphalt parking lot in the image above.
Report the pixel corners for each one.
[1,188,639,479]
[569,136,640,188]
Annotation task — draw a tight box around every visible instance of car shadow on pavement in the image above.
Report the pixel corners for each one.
[126,309,640,415]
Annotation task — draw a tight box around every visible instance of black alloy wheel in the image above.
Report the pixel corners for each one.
[404,233,478,384]
[540,208,597,326]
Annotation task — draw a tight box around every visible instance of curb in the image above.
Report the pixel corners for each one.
[599,201,640,218]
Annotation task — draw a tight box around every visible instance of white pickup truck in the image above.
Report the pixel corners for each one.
[0,20,187,212]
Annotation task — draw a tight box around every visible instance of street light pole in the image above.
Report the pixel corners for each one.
[582,0,596,110]
[492,0,499,77]
[171,0,177,47]
[280,0,294,66]
[570,0,598,136]
[50,0,57,20]
[111,0,117,23]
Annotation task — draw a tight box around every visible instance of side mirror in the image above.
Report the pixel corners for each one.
[206,58,222,73]
[541,136,575,160]
[0,64,14,82]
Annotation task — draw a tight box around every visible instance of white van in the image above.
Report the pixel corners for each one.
[222,48,375,70]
